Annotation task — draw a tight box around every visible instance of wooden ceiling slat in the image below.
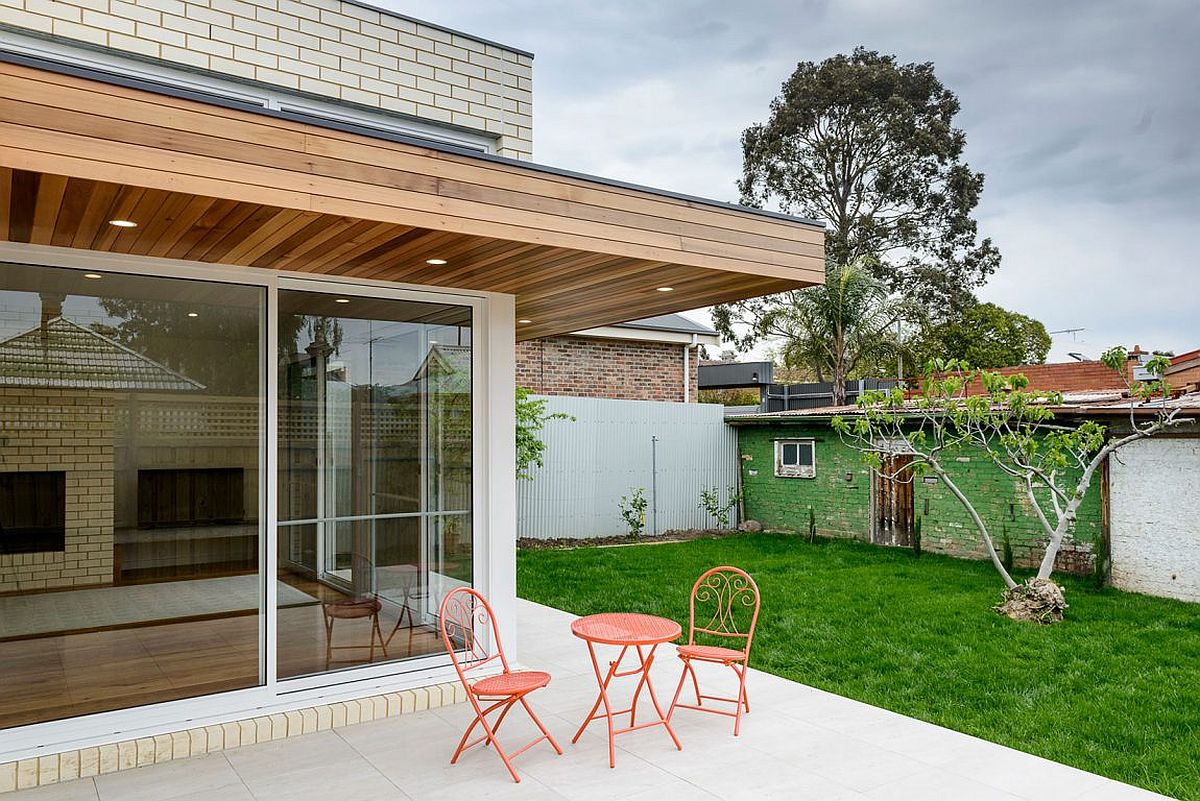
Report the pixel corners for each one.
[0,103,822,281]
[29,172,67,245]
[0,61,827,339]
[90,186,146,251]
[0,69,823,251]
[265,216,366,271]
[70,181,117,250]
[221,209,321,264]
[49,178,93,249]
[178,201,262,261]
[146,196,220,257]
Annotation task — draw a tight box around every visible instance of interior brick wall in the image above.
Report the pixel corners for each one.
[0,388,115,592]
[0,0,534,159]
[516,336,698,403]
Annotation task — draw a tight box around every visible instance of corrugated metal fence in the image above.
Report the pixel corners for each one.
[517,395,739,539]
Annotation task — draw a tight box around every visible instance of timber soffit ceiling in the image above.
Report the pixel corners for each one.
[0,57,825,340]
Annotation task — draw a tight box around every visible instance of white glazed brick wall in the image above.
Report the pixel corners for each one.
[1109,437,1200,602]
[0,0,534,159]
[0,388,115,592]
[0,680,468,793]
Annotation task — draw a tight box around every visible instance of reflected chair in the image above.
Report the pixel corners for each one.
[666,566,761,736]
[439,587,562,783]
[378,563,426,656]
[322,597,387,670]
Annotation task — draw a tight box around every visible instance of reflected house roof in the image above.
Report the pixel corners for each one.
[412,344,471,395]
[0,317,205,392]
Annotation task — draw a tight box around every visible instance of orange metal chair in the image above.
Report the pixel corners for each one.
[439,587,562,783]
[666,566,761,736]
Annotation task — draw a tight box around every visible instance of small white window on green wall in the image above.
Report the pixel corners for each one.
[775,439,816,478]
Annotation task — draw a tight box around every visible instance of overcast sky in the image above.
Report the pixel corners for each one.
[386,0,1198,361]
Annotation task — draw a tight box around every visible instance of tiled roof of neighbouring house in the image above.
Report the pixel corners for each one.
[0,317,205,392]
[611,314,718,336]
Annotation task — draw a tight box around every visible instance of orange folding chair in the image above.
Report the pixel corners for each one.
[439,587,562,783]
[667,566,761,736]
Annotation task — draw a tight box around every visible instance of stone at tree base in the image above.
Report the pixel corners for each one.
[738,520,763,532]
[995,577,1068,623]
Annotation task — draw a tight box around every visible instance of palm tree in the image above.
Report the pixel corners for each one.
[757,261,919,405]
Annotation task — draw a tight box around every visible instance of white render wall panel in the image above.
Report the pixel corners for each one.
[1109,438,1200,602]
[517,396,739,539]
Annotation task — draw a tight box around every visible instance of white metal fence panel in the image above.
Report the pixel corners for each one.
[517,395,739,539]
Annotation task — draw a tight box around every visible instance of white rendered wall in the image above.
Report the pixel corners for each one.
[1109,437,1200,602]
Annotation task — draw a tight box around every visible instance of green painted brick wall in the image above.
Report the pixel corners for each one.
[736,423,1102,574]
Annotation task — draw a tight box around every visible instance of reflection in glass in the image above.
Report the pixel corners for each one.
[277,291,472,679]
[0,264,263,730]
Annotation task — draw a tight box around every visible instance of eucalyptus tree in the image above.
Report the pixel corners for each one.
[716,47,999,358]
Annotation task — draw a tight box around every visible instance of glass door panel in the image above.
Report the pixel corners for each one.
[276,289,472,679]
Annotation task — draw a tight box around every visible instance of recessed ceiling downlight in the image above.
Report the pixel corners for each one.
[108,219,138,228]
[187,312,199,318]
[518,319,533,324]
[83,273,103,279]
[655,286,674,292]
[335,298,351,303]
[426,258,448,265]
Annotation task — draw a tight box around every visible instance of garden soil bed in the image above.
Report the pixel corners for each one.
[517,528,750,550]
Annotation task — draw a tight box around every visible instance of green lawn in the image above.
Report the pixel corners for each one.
[517,534,1200,800]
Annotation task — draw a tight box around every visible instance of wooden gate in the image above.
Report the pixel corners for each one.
[873,454,914,547]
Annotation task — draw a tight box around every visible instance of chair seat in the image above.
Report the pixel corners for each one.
[471,670,551,697]
[323,598,382,619]
[678,644,746,662]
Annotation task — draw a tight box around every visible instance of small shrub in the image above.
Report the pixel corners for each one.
[807,505,817,544]
[699,485,742,529]
[912,515,922,558]
[619,488,648,537]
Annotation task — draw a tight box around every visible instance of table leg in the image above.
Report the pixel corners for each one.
[637,644,682,752]
[573,642,627,768]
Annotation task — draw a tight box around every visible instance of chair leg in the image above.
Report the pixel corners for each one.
[520,697,563,755]
[666,658,690,722]
[372,611,387,660]
[323,615,334,672]
[732,663,749,736]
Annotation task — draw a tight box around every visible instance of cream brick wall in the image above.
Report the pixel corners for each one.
[0,679,468,793]
[1109,437,1200,602]
[0,0,534,158]
[0,388,115,592]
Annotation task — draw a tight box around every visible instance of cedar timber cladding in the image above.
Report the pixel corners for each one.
[0,61,826,339]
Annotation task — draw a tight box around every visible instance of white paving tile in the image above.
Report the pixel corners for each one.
[5,599,1177,801]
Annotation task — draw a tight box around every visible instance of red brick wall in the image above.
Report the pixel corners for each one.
[515,336,699,402]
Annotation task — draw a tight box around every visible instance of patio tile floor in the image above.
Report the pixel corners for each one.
[10,599,1176,801]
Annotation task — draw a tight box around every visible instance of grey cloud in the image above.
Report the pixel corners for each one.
[382,0,1199,353]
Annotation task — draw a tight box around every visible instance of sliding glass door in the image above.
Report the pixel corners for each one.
[275,288,473,679]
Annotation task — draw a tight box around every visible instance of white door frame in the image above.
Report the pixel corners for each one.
[0,243,514,763]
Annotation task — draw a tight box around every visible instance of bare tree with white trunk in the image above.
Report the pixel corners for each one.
[833,347,1190,622]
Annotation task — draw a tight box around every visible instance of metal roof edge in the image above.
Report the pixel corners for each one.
[0,50,826,231]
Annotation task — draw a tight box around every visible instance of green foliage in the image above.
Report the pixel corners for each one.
[618,487,648,537]
[912,514,922,557]
[807,504,817,544]
[735,47,999,312]
[515,387,573,480]
[834,345,1183,591]
[518,536,1200,800]
[696,387,762,406]
[916,302,1051,368]
[698,485,742,529]
[713,260,921,405]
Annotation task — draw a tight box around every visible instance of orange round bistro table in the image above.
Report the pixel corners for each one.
[570,613,684,767]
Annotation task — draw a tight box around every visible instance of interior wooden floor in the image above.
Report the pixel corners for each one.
[0,571,442,731]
